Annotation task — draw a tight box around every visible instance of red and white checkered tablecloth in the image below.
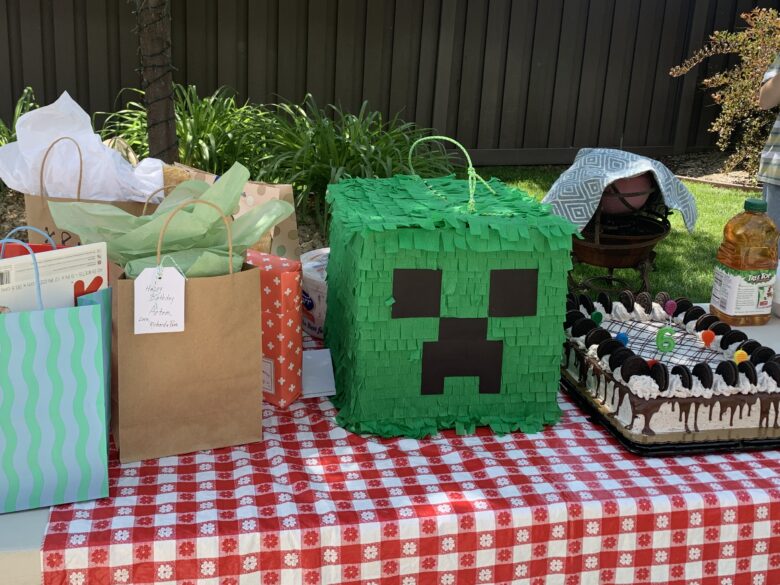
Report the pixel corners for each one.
[42,393,780,585]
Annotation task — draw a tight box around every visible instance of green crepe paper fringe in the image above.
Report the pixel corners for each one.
[332,397,562,439]
[325,173,576,439]
[325,174,579,249]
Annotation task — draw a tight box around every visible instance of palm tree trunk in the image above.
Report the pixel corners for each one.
[134,0,178,163]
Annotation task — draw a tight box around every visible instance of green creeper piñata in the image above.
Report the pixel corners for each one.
[325,173,577,438]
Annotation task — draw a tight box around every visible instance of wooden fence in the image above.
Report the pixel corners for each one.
[0,0,776,165]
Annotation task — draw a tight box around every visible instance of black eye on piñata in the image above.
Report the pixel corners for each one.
[489,269,539,317]
[391,269,442,319]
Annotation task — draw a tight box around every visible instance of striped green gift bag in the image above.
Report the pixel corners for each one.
[0,239,110,513]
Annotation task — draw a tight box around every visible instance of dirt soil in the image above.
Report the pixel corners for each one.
[297,217,328,254]
[0,191,28,240]
[659,152,758,189]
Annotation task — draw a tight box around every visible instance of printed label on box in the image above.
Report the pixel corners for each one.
[263,357,274,393]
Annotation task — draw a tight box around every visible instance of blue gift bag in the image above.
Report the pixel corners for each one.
[0,238,111,513]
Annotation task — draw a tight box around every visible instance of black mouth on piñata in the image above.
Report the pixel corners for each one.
[391,267,541,395]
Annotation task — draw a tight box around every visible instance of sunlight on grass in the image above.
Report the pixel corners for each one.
[480,166,754,301]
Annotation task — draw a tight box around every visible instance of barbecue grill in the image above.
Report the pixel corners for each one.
[569,173,671,293]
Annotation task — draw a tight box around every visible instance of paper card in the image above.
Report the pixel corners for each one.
[302,349,336,398]
[134,267,185,334]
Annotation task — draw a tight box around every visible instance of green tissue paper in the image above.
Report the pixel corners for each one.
[48,163,294,278]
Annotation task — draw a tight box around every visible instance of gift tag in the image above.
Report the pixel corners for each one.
[134,267,185,334]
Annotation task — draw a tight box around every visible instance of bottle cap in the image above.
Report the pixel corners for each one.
[744,198,767,212]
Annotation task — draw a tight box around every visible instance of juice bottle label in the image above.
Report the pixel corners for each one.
[710,263,776,316]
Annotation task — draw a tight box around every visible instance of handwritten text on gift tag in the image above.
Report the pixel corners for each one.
[134,267,185,334]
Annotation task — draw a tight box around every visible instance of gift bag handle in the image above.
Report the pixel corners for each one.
[0,226,57,257]
[39,137,84,201]
[141,184,177,216]
[408,135,495,213]
[156,199,235,274]
[0,238,44,311]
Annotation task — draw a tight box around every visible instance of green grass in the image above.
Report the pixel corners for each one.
[479,165,756,302]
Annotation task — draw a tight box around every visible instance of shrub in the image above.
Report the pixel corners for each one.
[97,84,270,174]
[0,86,38,191]
[670,8,780,179]
[0,86,38,146]
[256,96,453,231]
[101,87,453,231]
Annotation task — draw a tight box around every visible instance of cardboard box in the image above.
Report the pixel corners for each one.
[247,251,303,407]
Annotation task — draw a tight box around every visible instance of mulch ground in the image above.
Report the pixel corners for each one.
[659,152,757,188]
[0,191,27,239]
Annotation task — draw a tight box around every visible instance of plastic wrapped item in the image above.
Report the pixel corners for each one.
[301,248,329,339]
[0,92,164,203]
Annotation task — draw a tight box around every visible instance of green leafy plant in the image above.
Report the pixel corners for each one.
[0,86,38,146]
[256,95,453,231]
[670,8,780,179]
[0,86,39,191]
[100,86,453,231]
[98,84,270,174]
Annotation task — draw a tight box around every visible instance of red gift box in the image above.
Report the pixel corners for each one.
[1,242,56,257]
[246,251,303,407]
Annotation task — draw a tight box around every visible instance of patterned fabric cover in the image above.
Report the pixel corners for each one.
[542,148,698,232]
[42,393,780,585]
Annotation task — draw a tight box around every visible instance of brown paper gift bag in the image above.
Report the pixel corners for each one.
[112,199,263,462]
[23,137,166,246]
[174,162,300,259]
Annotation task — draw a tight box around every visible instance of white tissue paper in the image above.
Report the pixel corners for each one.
[0,92,164,203]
